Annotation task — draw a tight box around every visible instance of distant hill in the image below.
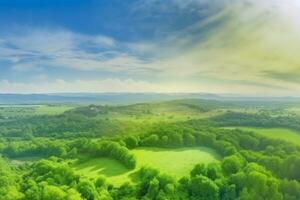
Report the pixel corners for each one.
[0,93,299,105]
[0,93,220,105]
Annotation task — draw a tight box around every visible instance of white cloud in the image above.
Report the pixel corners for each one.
[93,35,116,47]
[11,62,42,72]
[142,0,300,90]
[0,79,164,93]
[0,28,151,74]
[1,78,299,96]
[1,0,300,95]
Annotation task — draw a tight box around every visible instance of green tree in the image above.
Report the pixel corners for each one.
[77,179,99,200]
[42,185,66,200]
[124,136,139,149]
[222,155,244,175]
[189,175,219,200]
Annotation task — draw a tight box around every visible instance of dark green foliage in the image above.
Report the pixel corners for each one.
[21,158,81,200]
[141,134,160,146]
[110,182,136,200]
[124,136,139,149]
[230,163,283,200]
[137,167,178,200]
[77,180,99,200]
[25,158,79,185]
[222,155,245,175]
[207,163,223,180]
[95,176,106,188]
[213,111,300,131]
[191,163,222,180]
[188,175,219,200]
[0,113,142,139]
[2,139,68,158]
[191,163,207,177]
[280,179,300,200]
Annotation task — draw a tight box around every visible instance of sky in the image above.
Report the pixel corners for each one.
[0,0,300,96]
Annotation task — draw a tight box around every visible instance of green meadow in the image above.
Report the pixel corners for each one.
[73,147,220,186]
[0,104,75,119]
[73,157,132,186]
[34,105,76,115]
[228,127,300,145]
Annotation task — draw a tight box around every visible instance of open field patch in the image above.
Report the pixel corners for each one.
[73,147,220,186]
[226,127,300,145]
[132,147,220,177]
[35,105,75,115]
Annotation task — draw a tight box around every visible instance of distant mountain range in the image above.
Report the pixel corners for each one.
[0,93,299,105]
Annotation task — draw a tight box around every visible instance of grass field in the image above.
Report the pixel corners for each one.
[73,147,220,186]
[35,105,75,115]
[227,127,300,145]
[73,157,132,185]
[0,104,75,120]
[132,147,220,176]
[96,110,222,124]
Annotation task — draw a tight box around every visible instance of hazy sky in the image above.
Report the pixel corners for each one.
[1,0,300,96]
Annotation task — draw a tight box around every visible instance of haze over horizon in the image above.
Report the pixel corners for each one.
[1,0,300,96]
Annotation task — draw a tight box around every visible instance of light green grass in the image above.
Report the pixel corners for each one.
[228,127,300,145]
[73,147,220,186]
[0,105,75,119]
[132,147,220,177]
[96,110,222,124]
[35,105,75,115]
[73,157,133,186]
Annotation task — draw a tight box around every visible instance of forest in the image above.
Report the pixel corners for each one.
[0,99,300,200]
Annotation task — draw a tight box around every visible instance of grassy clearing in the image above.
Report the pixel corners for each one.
[227,127,300,145]
[96,110,222,124]
[132,147,220,177]
[0,105,75,119]
[35,105,75,115]
[73,147,220,186]
[73,157,133,186]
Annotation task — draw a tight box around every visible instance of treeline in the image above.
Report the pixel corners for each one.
[0,113,142,138]
[71,140,136,169]
[118,122,300,183]
[1,139,69,158]
[0,138,136,169]
[213,111,300,131]
[133,161,290,200]
[69,99,220,117]
[6,155,300,200]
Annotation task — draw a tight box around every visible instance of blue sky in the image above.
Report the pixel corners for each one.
[1,0,300,95]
